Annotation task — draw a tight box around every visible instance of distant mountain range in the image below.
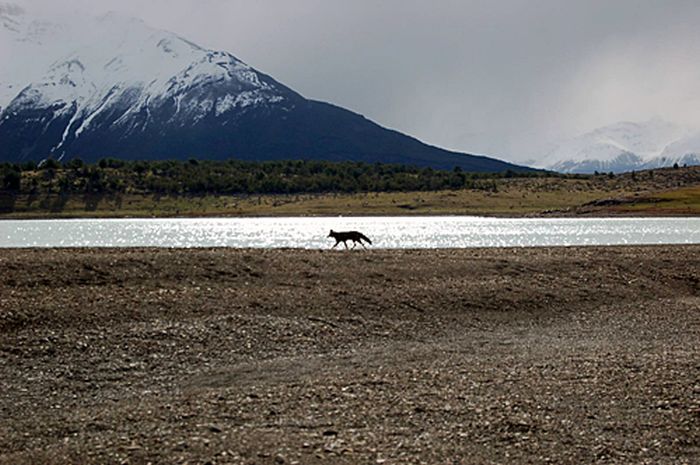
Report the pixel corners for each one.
[0,4,530,172]
[539,118,700,173]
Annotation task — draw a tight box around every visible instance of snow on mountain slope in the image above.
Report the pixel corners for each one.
[0,3,69,111]
[540,119,697,173]
[0,4,296,158]
[652,132,700,168]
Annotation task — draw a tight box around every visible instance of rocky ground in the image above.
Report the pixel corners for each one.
[0,246,698,464]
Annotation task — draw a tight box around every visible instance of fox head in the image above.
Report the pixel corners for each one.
[328,230,335,238]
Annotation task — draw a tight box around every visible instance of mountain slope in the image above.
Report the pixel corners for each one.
[0,5,529,172]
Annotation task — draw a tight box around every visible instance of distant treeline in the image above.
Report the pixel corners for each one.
[1,158,561,197]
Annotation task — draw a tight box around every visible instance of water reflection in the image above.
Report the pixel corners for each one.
[0,217,698,248]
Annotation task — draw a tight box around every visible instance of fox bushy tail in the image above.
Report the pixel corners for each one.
[359,233,372,244]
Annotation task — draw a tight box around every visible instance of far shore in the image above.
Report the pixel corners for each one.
[1,165,698,219]
[1,186,698,220]
[2,210,700,220]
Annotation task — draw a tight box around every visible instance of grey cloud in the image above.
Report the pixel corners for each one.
[0,3,24,15]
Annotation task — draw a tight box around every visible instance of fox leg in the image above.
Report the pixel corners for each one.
[332,240,339,248]
[343,240,349,249]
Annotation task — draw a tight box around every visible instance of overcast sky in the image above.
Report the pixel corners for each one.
[12,0,700,162]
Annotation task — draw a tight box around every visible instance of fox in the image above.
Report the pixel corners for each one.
[328,230,372,249]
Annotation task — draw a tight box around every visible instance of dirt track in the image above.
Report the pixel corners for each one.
[0,246,698,464]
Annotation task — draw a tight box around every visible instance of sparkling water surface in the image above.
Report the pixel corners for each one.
[0,217,698,248]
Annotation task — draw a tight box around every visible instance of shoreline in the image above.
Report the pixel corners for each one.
[1,170,698,219]
[1,243,700,252]
[1,211,699,220]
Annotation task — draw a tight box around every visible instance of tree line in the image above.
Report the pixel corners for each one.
[1,158,554,197]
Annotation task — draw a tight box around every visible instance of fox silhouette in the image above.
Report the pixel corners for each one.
[328,230,372,249]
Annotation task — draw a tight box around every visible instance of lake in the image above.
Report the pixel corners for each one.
[0,216,698,248]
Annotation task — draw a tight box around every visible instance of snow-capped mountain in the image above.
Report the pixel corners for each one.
[0,3,530,172]
[655,132,700,168]
[540,119,700,173]
[0,6,298,159]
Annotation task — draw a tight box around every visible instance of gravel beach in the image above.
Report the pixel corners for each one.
[0,246,698,464]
